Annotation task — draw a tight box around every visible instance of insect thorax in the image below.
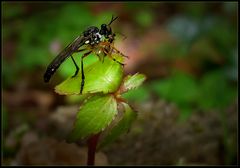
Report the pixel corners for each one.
[83,26,104,46]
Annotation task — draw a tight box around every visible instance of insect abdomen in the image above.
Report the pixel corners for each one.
[43,51,73,83]
[44,64,59,83]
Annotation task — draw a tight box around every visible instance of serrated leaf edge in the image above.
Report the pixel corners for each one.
[67,95,118,141]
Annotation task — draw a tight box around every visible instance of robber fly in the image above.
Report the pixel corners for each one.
[44,16,127,94]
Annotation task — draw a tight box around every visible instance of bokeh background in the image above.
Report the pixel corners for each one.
[2,2,238,165]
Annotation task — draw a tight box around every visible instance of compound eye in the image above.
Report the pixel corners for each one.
[101,24,107,29]
[100,24,107,35]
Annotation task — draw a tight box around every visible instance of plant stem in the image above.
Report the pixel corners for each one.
[87,132,101,165]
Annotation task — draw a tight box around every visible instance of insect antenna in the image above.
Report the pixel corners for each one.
[108,15,118,26]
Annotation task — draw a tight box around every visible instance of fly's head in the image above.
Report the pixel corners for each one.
[99,24,115,43]
[99,16,118,43]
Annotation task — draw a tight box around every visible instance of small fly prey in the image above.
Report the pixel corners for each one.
[44,16,127,94]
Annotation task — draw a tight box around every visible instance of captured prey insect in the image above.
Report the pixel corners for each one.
[43,16,128,94]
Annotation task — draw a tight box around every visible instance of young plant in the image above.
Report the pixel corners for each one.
[54,53,146,165]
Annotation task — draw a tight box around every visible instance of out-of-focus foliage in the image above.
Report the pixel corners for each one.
[135,2,237,122]
[151,72,198,106]
[150,69,237,121]
[197,70,236,110]
[123,86,150,102]
[135,10,154,28]
[2,2,237,165]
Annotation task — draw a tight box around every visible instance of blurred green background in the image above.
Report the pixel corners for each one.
[2,2,238,165]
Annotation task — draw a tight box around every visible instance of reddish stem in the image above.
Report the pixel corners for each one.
[87,133,101,165]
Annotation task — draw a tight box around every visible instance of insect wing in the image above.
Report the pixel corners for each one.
[44,36,87,83]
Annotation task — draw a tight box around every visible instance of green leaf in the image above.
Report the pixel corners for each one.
[122,73,146,93]
[98,102,137,149]
[67,94,118,142]
[55,55,124,95]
